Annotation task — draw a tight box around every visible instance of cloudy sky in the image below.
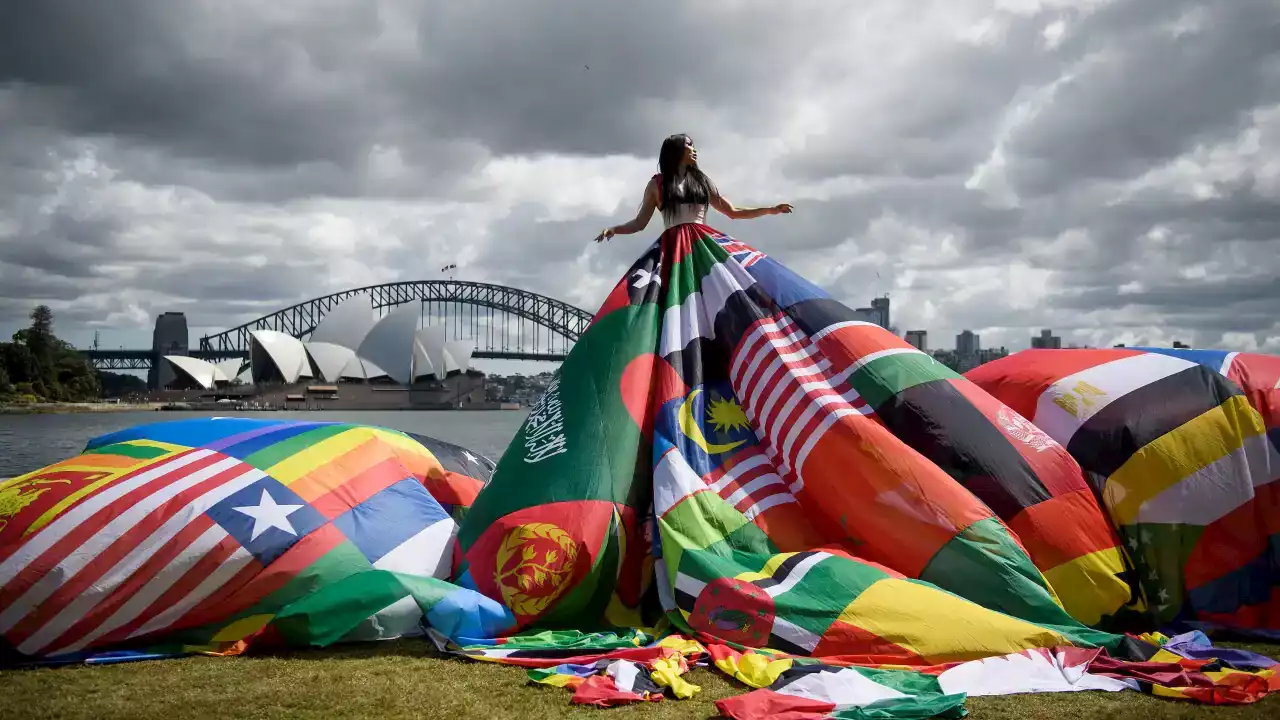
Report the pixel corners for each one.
[2,0,1278,373]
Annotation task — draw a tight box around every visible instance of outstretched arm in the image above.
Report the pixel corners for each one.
[594,181,659,243]
[711,193,792,220]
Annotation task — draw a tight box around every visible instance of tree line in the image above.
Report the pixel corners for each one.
[0,305,145,404]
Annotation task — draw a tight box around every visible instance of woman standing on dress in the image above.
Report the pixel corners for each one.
[593,134,792,244]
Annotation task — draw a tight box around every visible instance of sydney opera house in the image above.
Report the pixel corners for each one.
[158,296,483,408]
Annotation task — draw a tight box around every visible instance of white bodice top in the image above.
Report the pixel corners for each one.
[659,175,708,228]
[663,202,708,228]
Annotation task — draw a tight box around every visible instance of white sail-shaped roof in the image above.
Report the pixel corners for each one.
[356,304,420,385]
[250,329,309,384]
[311,294,375,351]
[163,356,223,390]
[444,340,475,374]
[338,355,391,381]
[305,342,357,383]
[412,331,437,381]
[339,354,368,380]
[360,358,390,380]
[410,327,475,380]
[414,326,449,379]
[214,358,245,383]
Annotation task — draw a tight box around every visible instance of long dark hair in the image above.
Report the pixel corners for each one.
[657,133,717,221]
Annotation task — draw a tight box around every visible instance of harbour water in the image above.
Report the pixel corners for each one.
[0,410,530,478]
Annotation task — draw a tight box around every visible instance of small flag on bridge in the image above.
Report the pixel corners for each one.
[441,264,457,272]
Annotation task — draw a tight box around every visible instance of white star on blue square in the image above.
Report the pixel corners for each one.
[207,477,327,566]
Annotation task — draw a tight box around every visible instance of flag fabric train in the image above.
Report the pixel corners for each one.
[0,418,500,662]
[966,347,1280,635]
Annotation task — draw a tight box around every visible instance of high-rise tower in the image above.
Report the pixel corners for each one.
[148,312,189,389]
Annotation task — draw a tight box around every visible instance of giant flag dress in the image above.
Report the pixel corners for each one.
[455,220,1134,659]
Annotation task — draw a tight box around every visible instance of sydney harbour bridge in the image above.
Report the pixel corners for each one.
[82,281,596,373]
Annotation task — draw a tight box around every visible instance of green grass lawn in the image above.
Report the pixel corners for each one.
[3,639,1277,720]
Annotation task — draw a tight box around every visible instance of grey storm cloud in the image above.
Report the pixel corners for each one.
[1,0,378,170]
[0,0,801,192]
[0,0,1278,354]
[1004,0,1280,197]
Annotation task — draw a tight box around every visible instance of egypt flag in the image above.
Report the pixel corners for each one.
[966,347,1280,632]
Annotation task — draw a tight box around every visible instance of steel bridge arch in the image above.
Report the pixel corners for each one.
[198,281,595,357]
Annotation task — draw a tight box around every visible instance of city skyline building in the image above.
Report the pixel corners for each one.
[851,295,891,330]
[148,311,188,389]
[1031,329,1062,349]
[905,330,927,351]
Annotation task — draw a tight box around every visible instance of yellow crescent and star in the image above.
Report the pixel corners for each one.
[677,388,752,455]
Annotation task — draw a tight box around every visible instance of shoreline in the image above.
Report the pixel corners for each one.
[0,402,161,415]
